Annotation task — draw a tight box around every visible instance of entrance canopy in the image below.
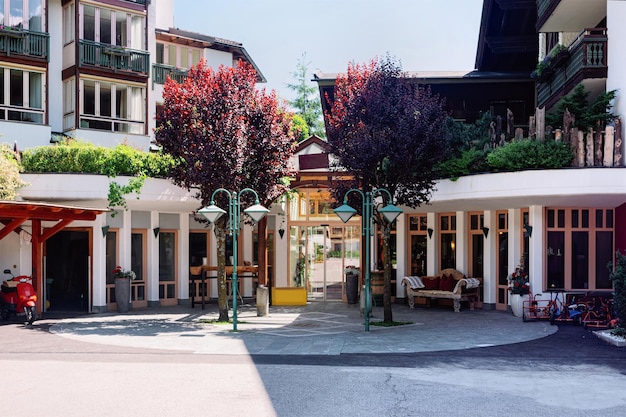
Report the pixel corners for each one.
[0,200,106,310]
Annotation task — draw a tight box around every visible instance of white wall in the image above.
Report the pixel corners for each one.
[205,49,233,69]
[155,0,174,30]
[48,0,64,133]
[607,0,626,164]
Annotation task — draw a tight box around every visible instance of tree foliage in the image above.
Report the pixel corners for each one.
[546,84,617,131]
[609,251,626,337]
[0,143,26,200]
[155,60,296,320]
[325,55,451,322]
[286,53,325,140]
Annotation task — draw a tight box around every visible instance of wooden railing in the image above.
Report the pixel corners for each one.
[78,39,150,75]
[0,28,49,60]
[537,28,607,108]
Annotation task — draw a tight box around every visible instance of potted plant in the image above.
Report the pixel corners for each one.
[113,265,136,313]
[508,265,530,317]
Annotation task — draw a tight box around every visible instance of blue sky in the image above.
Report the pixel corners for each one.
[173,0,484,103]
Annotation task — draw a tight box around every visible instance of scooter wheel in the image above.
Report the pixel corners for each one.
[1,309,9,320]
[25,306,36,325]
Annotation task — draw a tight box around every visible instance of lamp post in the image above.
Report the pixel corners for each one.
[199,188,268,331]
[334,188,402,331]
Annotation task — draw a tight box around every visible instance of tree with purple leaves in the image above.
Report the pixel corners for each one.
[326,55,451,323]
[155,60,297,321]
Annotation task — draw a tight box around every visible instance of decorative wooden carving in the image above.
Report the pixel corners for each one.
[594,121,603,166]
[536,107,545,141]
[614,118,623,167]
[577,130,584,167]
[585,128,593,167]
[604,125,614,167]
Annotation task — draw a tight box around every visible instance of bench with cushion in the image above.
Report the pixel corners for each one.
[401,268,482,312]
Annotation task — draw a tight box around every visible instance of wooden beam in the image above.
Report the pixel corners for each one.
[0,217,27,240]
[41,219,73,242]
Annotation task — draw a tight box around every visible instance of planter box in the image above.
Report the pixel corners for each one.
[271,287,307,306]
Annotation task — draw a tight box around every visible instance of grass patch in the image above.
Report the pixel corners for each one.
[370,321,413,327]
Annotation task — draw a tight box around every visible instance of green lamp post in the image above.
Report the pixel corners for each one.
[334,188,402,331]
[199,188,268,331]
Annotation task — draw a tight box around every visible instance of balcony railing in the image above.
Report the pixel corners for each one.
[78,39,150,75]
[0,28,49,60]
[537,28,607,109]
[152,63,188,87]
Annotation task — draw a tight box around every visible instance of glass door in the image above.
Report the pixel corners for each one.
[289,224,361,302]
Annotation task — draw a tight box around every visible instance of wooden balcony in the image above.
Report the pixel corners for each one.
[0,28,49,60]
[536,28,607,110]
[78,39,150,76]
[152,63,187,87]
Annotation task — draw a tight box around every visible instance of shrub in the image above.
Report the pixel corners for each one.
[609,251,626,337]
[21,140,177,178]
[487,139,572,171]
[0,143,26,200]
[435,148,490,180]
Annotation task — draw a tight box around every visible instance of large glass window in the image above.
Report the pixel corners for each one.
[439,214,456,270]
[0,66,44,123]
[408,215,427,276]
[80,3,144,49]
[79,78,145,133]
[546,208,613,290]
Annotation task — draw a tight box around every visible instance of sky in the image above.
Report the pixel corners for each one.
[173,0,484,104]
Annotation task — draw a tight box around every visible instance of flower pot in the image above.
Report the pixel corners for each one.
[115,277,131,313]
[510,293,529,318]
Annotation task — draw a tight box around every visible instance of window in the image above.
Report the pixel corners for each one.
[0,65,44,123]
[408,215,427,276]
[439,214,456,270]
[79,77,145,133]
[79,3,144,49]
[63,3,74,44]
[0,0,41,30]
[546,208,614,290]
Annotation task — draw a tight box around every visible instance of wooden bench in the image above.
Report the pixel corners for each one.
[401,268,481,312]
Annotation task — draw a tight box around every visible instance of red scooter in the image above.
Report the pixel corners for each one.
[2,270,37,325]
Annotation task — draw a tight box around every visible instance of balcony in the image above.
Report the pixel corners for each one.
[152,63,188,87]
[78,39,150,76]
[0,27,49,60]
[537,0,606,32]
[536,28,607,110]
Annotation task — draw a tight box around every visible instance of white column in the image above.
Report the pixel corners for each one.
[482,210,496,308]
[528,205,544,298]
[119,209,132,271]
[608,1,626,165]
[426,212,437,275]
[91,214,108,312]
[455,211,467,273]
[508,208,522,274]
[147,211,160,305]
[179,213,189,302]
[395,214,406,298]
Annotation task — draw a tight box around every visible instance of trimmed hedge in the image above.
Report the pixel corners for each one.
[21,141,177,178]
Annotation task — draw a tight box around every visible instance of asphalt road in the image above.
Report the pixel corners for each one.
[1,315,625,417]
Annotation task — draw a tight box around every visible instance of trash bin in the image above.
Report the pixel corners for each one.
[346,272,359,304]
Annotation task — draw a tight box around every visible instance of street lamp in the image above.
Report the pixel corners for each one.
[334,188,402,331]
[199,188,268,331]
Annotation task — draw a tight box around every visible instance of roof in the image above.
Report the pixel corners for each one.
[155,27,266,83]
[474,0,538,73]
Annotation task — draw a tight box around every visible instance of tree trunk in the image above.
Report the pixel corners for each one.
[382,219,393,323]
[216,218,229,322]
